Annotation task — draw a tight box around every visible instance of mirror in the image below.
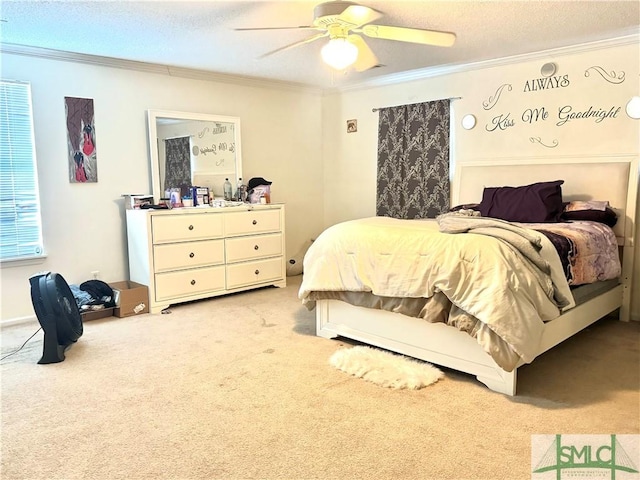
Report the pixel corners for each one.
[147,109,242,202]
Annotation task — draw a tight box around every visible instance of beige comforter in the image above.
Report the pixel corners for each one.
[299,216,574,371]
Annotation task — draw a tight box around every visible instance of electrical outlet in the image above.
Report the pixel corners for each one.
[91,271,100,280]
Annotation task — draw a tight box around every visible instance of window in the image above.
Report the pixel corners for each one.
[0,80,44,262]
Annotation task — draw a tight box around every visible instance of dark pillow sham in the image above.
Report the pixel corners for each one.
[561,206,618,227]
[479,180,564,223]
[449,203,480,212]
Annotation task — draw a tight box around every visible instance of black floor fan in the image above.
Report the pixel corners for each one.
[29,272,83,364]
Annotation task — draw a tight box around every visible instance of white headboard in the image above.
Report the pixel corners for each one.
[453,156,638,245]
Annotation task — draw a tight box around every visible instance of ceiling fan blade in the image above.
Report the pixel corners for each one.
[347,35,379,72]
[259,32,328,58]
[339,5,383,28]
[361,24,456,47]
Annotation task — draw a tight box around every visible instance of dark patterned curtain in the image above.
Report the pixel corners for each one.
[376,100,450,219]
[164,136,192,198]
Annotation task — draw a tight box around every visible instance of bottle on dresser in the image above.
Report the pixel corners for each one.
[223,178,233,201]
[236,178,247,202]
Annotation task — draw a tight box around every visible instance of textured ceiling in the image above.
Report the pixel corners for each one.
[1,1,639,90]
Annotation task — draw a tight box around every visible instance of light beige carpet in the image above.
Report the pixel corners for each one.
[1,275,638,480]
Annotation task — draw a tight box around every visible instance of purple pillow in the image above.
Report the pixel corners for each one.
[561,207,618,227]
[479,180,564,223]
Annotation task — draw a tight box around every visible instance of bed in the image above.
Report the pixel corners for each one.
[299,157,638,395]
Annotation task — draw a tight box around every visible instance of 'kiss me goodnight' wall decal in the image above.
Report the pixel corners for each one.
[481,65,626,147]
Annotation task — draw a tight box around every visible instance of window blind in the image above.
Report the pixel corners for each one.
[0,80,44,261]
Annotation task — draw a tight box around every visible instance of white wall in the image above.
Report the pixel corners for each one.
[2,37,638,322]
[0,53,324,321]
[321,40,640,319]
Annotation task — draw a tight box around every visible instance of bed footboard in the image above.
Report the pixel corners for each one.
[315,282,623,395]
[315,299,518,395]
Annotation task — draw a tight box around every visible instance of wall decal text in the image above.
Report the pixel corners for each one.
[556,105,621,126]
[198,142,235,156]
[483,84,512,110]
[480,62,626,146]
[529,137,558,148]
[523,75,570,92]
[522,107,549,123]
[485,113,515,131]
[584,66,626,84]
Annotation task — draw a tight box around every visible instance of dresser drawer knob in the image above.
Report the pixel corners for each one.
[188,225,194,230]
[189,252,195,258]
[254,245,259,250]
[254,269,260,275]
[252,220,257,225]
[191,279,196,285]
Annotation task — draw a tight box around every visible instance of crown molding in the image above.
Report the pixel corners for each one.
[331,29,640,93]
[2,28,637,95]
[0,43,323,95]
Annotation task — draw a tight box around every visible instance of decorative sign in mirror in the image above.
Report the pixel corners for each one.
[147,109,242,202]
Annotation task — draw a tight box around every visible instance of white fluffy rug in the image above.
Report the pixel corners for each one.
[329,346,444,390]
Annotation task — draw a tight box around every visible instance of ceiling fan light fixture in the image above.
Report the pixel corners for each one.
[321,37,358,70]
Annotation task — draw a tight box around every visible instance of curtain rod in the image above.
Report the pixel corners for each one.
[372,97,462,112]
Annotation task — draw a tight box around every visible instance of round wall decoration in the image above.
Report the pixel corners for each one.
[540,62,557,77]
[462,114,476,130]
[625,96,640,119]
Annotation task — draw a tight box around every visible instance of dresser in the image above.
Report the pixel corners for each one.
[125,204,286,313]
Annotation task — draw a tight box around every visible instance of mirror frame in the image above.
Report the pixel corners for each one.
[146,109,243,202]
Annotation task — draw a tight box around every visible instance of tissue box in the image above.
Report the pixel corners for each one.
[122,194,154,210]
[109,281,149,317]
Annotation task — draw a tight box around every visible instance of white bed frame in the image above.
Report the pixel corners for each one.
[315,157,638,395]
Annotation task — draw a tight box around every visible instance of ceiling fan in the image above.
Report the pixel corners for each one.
[236,1,456,72]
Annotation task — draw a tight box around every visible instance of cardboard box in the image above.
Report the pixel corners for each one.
[81,307,115,322]
[109,281,149,318]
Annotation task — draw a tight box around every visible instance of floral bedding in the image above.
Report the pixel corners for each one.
[527,220,621,285]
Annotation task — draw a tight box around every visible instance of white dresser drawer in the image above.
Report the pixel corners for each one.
[155,265,225,301]
[226,257,283,289]
[154,239,224,273]
[224,209,281,236]
[126,205,285,313]
[225,233,283,263]
[152,214,223,243]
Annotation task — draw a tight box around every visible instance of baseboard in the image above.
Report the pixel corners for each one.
[1,315,38,328]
